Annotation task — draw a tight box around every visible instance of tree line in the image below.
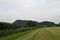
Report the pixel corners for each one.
[0,22,22,30]
[0,21,60,30]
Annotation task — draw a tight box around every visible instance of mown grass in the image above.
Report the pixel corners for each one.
[28,29,40,40]
[45,28,60,40]
[0,27,60,40]
[16,28,40,40]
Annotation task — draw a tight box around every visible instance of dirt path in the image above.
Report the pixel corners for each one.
[38,29,49,40]
[34,28,52,40]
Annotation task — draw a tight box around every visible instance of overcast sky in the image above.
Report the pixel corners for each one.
[0,0,60,23]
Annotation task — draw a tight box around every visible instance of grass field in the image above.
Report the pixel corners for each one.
[0,27,60,40]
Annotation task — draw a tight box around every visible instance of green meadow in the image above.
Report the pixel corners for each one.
[0,27,60,40]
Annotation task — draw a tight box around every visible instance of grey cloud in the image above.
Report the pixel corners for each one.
[0,0,60,23]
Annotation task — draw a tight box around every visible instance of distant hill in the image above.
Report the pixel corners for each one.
[39,21,56,27]
[13,20,39,26]
[13,20,56,27]
[13,20,28,25]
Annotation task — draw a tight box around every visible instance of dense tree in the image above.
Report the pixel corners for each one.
[56,23,60,27]
[27,21,37,27]
[0,20,59,30]
[0,22,22,30]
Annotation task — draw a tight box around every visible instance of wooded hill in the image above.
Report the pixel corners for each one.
[0,20,60,30]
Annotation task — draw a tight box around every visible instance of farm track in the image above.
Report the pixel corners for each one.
[0,27,60,40]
